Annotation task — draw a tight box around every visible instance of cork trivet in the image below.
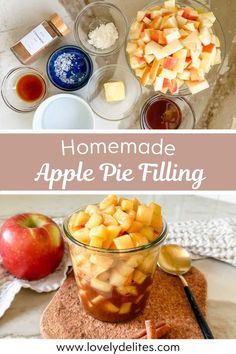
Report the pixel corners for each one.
[40,267,207,339]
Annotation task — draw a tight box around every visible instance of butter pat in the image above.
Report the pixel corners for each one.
[104,81,125,102]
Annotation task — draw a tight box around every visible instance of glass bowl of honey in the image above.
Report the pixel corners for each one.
[63,196,168,323]
[1,67,48,113]
[140,95,196,129]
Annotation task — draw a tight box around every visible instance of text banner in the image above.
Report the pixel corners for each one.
[0,133,235,191]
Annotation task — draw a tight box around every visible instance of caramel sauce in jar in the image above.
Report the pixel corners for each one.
[141,96,182,130]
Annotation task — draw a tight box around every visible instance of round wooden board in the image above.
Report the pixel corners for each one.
[40,267,207,339]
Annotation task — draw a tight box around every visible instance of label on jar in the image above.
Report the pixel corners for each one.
[20,24,54,56]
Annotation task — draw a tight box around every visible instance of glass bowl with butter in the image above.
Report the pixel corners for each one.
[87,64,142,121]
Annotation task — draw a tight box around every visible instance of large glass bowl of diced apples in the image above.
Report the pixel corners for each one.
[126,0,225,96]
[63,195,168,322]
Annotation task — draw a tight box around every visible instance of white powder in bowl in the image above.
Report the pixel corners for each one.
[88,22,119,50]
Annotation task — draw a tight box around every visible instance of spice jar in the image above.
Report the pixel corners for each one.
[11,14,70,64]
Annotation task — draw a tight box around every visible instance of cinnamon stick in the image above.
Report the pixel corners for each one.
[141,324,171,339]
[145,320,157,339]
[131,321,166,339]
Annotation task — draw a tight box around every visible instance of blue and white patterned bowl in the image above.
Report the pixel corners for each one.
[47,45,93,91]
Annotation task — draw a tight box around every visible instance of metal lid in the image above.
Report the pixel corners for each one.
[49,13,70,36]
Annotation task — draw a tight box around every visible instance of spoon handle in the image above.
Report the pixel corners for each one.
[183,286,214,339]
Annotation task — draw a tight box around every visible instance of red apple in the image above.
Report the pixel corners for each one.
[0,213,64,280]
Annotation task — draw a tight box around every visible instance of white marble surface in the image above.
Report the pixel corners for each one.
[0,0,235,130]
[0,195,235,338]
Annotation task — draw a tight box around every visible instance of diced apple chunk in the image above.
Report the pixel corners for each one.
[161,39,184,58]
[91,278,112,293]
[69,211,90,228]
[72,227,90,244]
[79,262,92,276]
[118,263,134,277]
[89,237,103,248]
[90,254,114,269]
[89,225,107,240]
[199,27,211,46]
[113,209,133,231]
[150,59,160,81]
[91,263,110,277]
[113,234,134,250]
[126,42,138,54]
[154,76,164,91]
[133,269,147,284]
[130,232,149,247]
[173,48,187,73]
[126,254,144,267]
[121,199,134,212]
[177,70,191,80]
[186,79,209,94]
[145,41,163,58]
[163,28,180,44]
[117,285,138,296]
[100,195,118,209]
[85,204,100,215]
[140,226,155,241]
[107,225,122,238]
[91,295,105,305]
[139,253,156,274]
[160,68,177,79]
[141,67,151,86]
[128,221,143,233]
[144,54,155,64]
[109,269,126,287]
[103,301,119,313]
[137,10,146,22]
[119,302,132,314]
[86,213,103,229]
[164,0,176,9]
[136,205,153,226]
[102,213,118,226]
[72,252,89,266]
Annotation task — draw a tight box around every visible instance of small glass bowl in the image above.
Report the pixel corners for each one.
[1,67,47,113]
[74,2,128,56]
[126,0,226,96]
[87,64,142,121]
[140,95,196,129]
[47,45,93,91]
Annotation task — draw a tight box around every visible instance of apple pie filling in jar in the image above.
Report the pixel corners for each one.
[63,207,168,323]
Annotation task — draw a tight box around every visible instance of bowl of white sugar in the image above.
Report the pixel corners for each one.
[74,2,128,56]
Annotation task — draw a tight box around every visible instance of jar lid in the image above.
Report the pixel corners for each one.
[49,13,70,36]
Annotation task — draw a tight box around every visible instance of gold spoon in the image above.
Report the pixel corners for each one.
[157,244,214,339]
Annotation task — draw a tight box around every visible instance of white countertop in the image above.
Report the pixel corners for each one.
[0,0,236,130]
[0,195,235,338]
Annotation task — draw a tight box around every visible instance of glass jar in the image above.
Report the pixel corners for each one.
[63,209,168,322]
[140,95,196,130]
[11,14,70,64]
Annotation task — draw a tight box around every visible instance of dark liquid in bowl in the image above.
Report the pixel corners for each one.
[145,98,182,129]
[16,74,45,102]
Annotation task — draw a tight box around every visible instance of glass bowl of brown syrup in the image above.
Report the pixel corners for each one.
[1,67,48,113]
[140,95,195,130]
